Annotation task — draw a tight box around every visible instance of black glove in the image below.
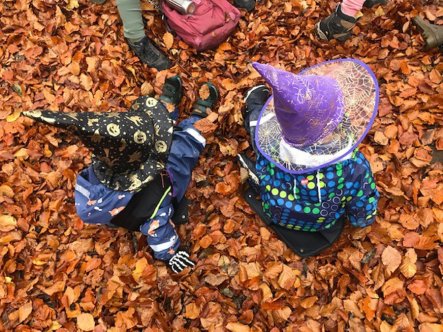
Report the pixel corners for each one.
[168,251,195,273]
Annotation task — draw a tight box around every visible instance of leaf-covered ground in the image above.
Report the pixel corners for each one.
[1,0,442,330]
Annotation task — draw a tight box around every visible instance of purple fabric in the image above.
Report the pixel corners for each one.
[252,63,345,147]
[253,58,380,175]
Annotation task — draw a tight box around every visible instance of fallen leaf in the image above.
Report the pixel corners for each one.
[18,301,32,323]
[382,246,402,274]
[0,215,17,232]
[77,313,95,331]
[278,265,297,290]
[132,257,148,282]
[226,322,251,332]
[163,32,174,50]
[400,248,417,278]
[185,303,200,320]
[408,279,427,295]
[6,109,21,122]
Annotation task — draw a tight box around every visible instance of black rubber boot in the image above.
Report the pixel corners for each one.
[234,0,256,11]
[316,4,357,41]
[244,85,271,117]
[191,83,219,118]
[90,0,106,3]
[414,16,443,50]
[363,0,387,8]
[128,36,171,70]
[160,76,183,106]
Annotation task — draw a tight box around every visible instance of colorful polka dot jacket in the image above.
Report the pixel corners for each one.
[256,150,379,232]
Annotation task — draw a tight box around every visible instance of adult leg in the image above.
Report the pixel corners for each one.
[116,0,145,43]
[116,0,171,70]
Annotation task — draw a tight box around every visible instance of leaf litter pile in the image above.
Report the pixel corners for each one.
[0,0,442,330]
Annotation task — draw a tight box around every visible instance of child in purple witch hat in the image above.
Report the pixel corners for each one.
[23,76,219,273]
[239,59,380,257]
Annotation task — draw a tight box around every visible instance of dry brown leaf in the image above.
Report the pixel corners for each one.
[374,131,389,145]
[226,322,251,332]
[382,246,402,274]
[132,257,148,282]
[18,301,32,323]
[0,184,14,197]
[0,215,17,232]
[419,323,443,332]
[408,279,427,295]
[184,303,200,319]
[76,313,95,331]
[301,296,318,309]
[400,248,417,279]
[361,296,378,321]
[278,265,297,290]
[199,84,210,100]
[163,32,174,50]
[199,235,213,248]
[140,81,154,96]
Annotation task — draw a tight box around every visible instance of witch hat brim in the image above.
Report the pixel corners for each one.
[253,58,379,174]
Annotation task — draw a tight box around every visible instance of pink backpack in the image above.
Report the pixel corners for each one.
[161,0,241,51]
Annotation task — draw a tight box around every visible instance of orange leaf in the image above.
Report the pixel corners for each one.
[163,32,174,50]
[18,301,32,323]
[199,235,213,249]
[381,246,402,274]
[226,322,251,332]
[76,313,95,331]
[400,249,417,278]
[184,303,200,319]
[408,279,427,295]
[278,265,297,290]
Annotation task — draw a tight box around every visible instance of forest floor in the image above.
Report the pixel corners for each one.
[0,0,442,331]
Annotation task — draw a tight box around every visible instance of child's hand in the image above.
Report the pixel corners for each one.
[168,251,195,273]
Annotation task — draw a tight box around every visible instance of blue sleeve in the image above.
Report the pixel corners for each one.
[74,167,133,225]
[139,196,180,261]
[347,158,379,228]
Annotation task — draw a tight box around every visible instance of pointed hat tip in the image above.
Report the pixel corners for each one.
[252,62,267,74]
[23,110,42,119]
[251,62,279,87]
[22,110,58,125]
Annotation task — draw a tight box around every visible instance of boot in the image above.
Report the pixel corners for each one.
[234,0,256,11]
[128,36,171,70]
[160,76,183,106]
[191,83,219,118]
[90,0,106,3]
[316,5,357,41]
[413,16,443,50]
[244,85,271,117]
[363,0,387,8]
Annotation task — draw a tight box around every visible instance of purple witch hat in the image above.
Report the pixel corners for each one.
[253,59,379,174]
[253,63,345,147]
